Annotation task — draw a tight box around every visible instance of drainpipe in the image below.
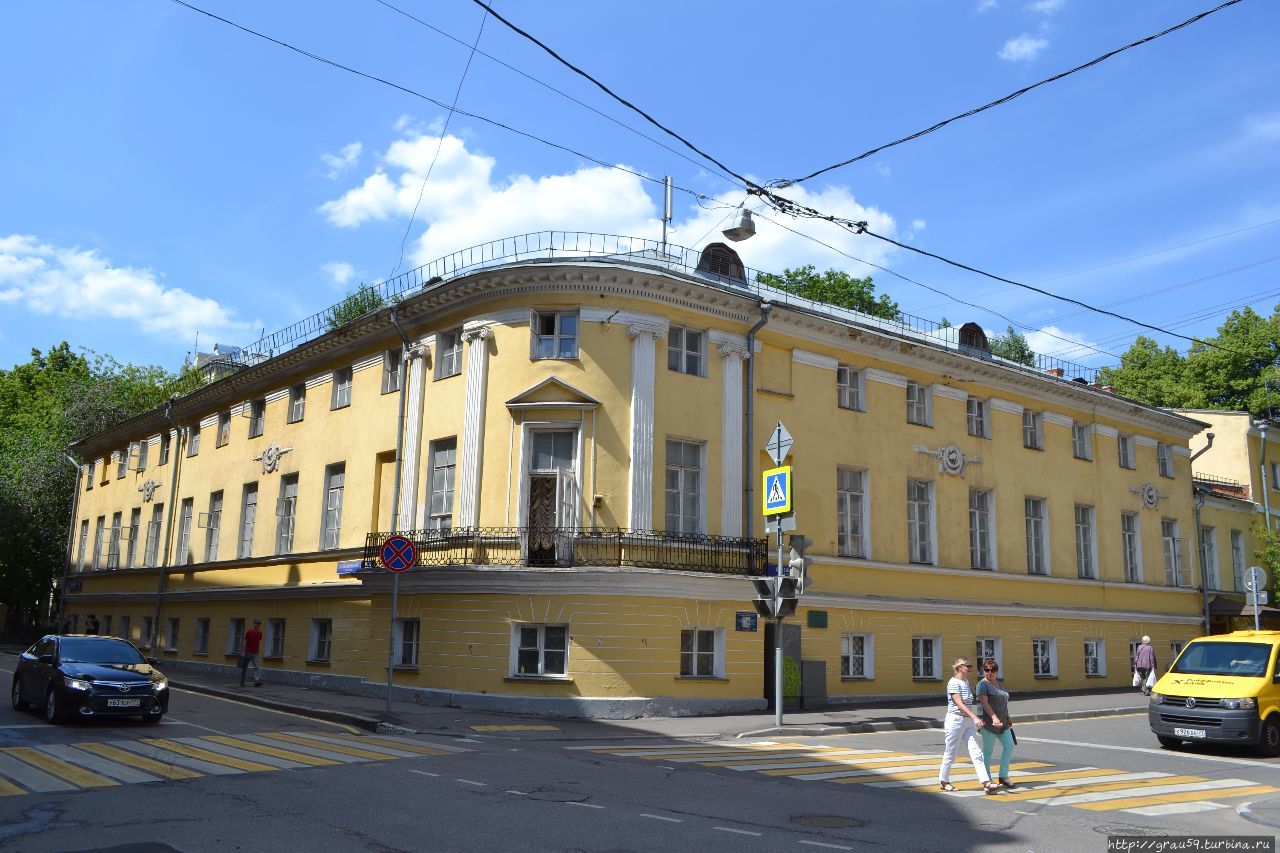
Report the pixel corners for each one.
[742,301,771,540]
[1259,420,1272,534]
[56,451,83,633]
[386,305,414,716]
[1190,433,1215,635]
[151,401,186,650]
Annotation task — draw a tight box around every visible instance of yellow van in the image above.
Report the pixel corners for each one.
[1148,630,1280,756]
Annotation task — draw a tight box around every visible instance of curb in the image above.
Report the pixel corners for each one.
[736,706,1142,738]
[172,679,383,733]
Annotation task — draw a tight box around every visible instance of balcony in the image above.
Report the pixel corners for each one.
[362,527,767,576]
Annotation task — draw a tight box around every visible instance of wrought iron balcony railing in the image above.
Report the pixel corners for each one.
[362,527,767,576]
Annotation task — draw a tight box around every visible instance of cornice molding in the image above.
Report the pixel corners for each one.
[1093,423,1119,439]
[865,367,907,388]
[989,397,1023,415]
[1043,411,1074,428]
[792,349,838,371]
[932,384,968,402]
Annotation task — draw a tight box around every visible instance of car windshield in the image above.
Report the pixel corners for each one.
[1169,641,1272,677]
[59,638,146,665]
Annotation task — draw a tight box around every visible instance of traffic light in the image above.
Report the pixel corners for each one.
[751,577,798,618]
[788,535,814,594]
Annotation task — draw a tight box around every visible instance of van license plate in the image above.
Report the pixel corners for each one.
[106,698,141,708]
[1173,727,1206,739]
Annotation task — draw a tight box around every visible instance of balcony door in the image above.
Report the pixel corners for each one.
[524,428,579,566]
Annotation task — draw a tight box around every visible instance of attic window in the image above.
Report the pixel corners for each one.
[958,322,989,355]
[697,243,745,280]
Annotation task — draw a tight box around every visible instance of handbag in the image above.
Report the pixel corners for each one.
[1132,670,1142,687]
[1144,670,1157,689]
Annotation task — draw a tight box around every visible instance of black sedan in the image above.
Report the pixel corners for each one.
[11,635,169,724]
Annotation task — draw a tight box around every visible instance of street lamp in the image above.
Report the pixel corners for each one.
[722,209,756,242]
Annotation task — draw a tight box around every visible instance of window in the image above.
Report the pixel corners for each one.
[126,508,140,569]
[266,619,285,658]
[1170,640,1185,659]
[1272,462,1280,491]
[907,479,933,565]
[239,483,258,559]
[203,491,223,562]
[76,520,88,571]
[177,498,194,564]
[276,474,299,554]
[1122,513,1142,583]
[227,618,245,655]
[159,432,171,466]
[1117,434,1135,469]
[393,618,420,667]
[187,425,201,457]
[841,633,874,679]
[969,488,994,570]
[136,439,148,472]
[309,619,332,662]
[1032,637,1057,677]
[248,399,266,438]
[1023,410,1044,450]
[118,616,131,644]
[194,618,210,655]
[667,326,704,376]
[1162,518,1185,586]
[1074,505,1096,579]
[101,615,111,636]
[975,637,1002,673]
[427,439,457,531]
[164,617,180,651]
[1232,530,1246,591]
[837,365,863,411]
[665,439,703,535]
[116,449,128,479]
[532,310,579,359]
[680,628,720,678]
[144,504,163,567]
[966,397,989,438]
[1072,422,1092,460]
[514,624,568,677]
[1200,525,1220,590]
[1025,498,1048,575]
[905,381,931,426]
[287,384,306,423]
[217,412,231,448]
[140,616,154,650]
[321,464,345,550]
[86,461,95,489]
[107,512,122,569]
[331,367,352,409]
[912,636,940,679]
[436,329,462,379]
[382,349,402,394]
[92,517,105,570]
[1084,639,1105,677]
[836,468,867,558]
[1157,442,1174,478]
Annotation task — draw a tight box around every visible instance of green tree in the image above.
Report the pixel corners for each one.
[989,326,1036,367]
[0,344,175,639]
[1096,336,1192,407]
[757,265,900,321]
[1252,522,1280,602]
[1181,307,1280,415]
[325,283,386,330]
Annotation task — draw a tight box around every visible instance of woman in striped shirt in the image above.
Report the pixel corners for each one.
[939,656,999,794]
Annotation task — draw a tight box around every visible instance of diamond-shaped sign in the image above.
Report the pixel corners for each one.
[765,421,793,466]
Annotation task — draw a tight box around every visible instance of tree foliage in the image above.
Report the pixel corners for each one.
[757,265,900,322]
[325,283,386,330]
[0,344,175,638]
[989,326,1036,368]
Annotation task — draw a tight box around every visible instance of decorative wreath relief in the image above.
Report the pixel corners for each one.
[253,443,293,475]
[1139,483,1161,509]
[138,479,161,502]
[913,443,980,477]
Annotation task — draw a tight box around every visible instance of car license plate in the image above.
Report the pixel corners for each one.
[106,698,141,708]
[1173,727,1206,739]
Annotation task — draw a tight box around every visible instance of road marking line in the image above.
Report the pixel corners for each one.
[1125,801,1228,815]
[172,737,308,770]
[1030,778,1247,806]
[799,841,855,850]
[836,762,1053,785]
[713,827,761,836]
[995,773,1194,800]
[74,742,202,780]
[1076,784,1279,811]
[694,750,888,767]
[0,752,78,792]
[326,733,468,754]
[1017,735,1280,771]
[639,814,682,822]
[231,733,365,764]
[456,778,486,786]
[0,776,22,796]
[258,732,397,760]
[1013,811,1037,816]
[409,770,439,777]
[762,757,942,777]
[564,801,604,808]
[2,747,119,788]
[471,725,560,732]
[141,739,277,773]
[506,790,528,795]
[202,735,339,767]
[274,732,421,758]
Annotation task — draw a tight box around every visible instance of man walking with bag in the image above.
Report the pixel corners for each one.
[1134,635,1157,696]
[241,619,264,687]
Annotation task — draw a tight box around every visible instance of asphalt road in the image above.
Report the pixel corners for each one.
[1,663,1277,852]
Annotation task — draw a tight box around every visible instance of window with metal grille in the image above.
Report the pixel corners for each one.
[841,633,873,679]
[1032,637,1057,677]
[912,636,939,679]
[1084,639,1105,676]
[975,637,1001,673]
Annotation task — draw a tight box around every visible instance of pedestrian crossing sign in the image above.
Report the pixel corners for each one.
[762,466,792,515]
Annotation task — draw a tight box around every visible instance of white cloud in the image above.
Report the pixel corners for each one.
[321,142,362,179]
[999,34,1049,62]
[1030,0,1064,13]
[1023,325,1098,359]
[976,0,998,11]
[322,261,356,286]
[320,125,905,281]
[1241,113,1280,145]
[911,219,927,232]
[0,235,256,343]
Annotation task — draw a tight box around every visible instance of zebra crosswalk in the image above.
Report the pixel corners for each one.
[570,741,1279,816]
[0,730,466,797]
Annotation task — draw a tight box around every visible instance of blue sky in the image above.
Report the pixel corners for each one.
[2,0,1277,374]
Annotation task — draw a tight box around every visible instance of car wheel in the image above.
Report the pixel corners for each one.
[11,679,28,712]
[1258,716,1280,758]
[1156,735,1183,749]
[44,688,62,724]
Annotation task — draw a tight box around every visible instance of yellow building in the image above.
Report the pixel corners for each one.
[63,234,1211,717]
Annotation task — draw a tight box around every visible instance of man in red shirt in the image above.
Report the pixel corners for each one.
[241,619,264,687]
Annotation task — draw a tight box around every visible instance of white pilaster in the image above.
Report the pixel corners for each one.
[396,340,430,531]
[717,337,749,536]
[457,326,492,528]
[628,323,662,531]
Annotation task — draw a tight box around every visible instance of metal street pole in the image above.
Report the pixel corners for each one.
[775,523,785,729]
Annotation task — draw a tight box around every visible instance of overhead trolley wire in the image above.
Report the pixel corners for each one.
[769,0,1247,188]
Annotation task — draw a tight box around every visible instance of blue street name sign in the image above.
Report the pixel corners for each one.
[735,612,759,632]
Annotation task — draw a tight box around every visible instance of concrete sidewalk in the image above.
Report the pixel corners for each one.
[160,665,1151,741]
